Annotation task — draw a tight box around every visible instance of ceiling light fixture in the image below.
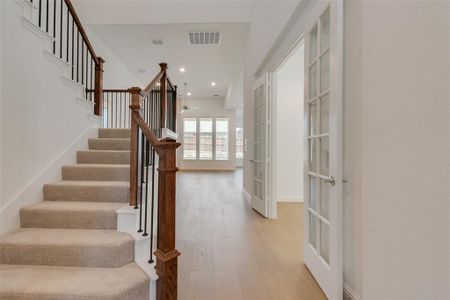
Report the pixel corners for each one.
[187,92,192,96]
[179,67,185,73]
[211,82,216,86]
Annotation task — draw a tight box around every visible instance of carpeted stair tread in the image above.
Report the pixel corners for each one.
[0,263,149,300]
[98,128,131,138]
[88,138,130,150]
[0,228,134,267]
[43,180,129,202]
[62,164,130,181]
[20,201,125,229]
[77,150,130,164]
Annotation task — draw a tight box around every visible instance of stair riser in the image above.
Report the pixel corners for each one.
[20,210,118,230]
[44,185,129,202]
[89,139,130,150]
[62,166,130,181]
[98,128,131,138]
[0,242,134,268]
[77,151,130,164]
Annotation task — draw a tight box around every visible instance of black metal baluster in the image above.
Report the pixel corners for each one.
[38,0,42,27]
[81,43,84,86]
[143,139,150,237]
[76,30,79,82]
[60,0,63,58]
[90,58,94,102]
[85,47,88,95]
[148,147,156,263]
[53,0,56,54]
[46,0,49,32]
[134,127,139,209]
[71,19,74,79]
[66,6,69,62]
[138,131,145,232]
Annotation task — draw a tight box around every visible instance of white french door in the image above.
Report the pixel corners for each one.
[304,2,343,300]
[251,74,271,217]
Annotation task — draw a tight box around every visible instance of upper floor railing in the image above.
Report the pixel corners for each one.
[30,0,104,115]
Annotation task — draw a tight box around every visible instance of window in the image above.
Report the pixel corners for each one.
[215,118,229,160]
[236,127,243,159]
[183,118,197,160]
[199,118,213,160]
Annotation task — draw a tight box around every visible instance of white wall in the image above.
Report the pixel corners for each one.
[242,0,300,196]
[245,0,450,299]
[274,43,304,202]
[85,27,143,89]
[177,97,236,171]
[355,1,449,299]
[0,0,99,232]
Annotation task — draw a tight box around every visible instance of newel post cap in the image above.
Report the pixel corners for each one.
[128,87,142,94]
[159,62,168,71]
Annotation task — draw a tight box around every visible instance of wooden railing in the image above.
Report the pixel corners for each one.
[29,0,104,115]
[129,63,180,300]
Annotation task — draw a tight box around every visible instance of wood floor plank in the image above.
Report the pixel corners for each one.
[176,170,326,300]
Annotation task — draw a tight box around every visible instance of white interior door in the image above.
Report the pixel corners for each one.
[304,2,343,300]
[251,74,270,217]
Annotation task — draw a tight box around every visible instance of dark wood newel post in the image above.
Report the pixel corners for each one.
[159,63,168,129]
[128,87,142,207]
[93,57,105,116]
[155,138,181,300]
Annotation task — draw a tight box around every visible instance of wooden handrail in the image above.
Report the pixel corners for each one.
[64,0,99,65]
[128,63,180,299]
[141,69,165,98]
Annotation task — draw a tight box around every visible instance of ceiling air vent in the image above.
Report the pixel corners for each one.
[188,31,220,45]
[152,39,163,45]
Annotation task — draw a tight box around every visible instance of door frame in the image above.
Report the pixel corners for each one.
[269,35,305,219]
[265,0,344,297]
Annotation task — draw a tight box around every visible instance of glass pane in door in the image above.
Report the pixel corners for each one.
[320,52,330,93]
[310,176,318,211]
[320,221,330,263]
[320,8,330,52]
[310,25,318,61]
[320,94,329,134]
[309,63,318,98]
[309,212,317,249]
[320,181,330,220]
[320,137,329,176]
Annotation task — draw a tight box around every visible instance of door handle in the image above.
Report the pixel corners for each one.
[249,159,254,163]
[321,176,336,186]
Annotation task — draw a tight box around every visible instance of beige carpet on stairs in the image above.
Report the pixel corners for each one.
[0,128,150,300]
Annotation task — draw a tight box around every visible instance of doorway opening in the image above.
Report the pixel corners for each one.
[271,40,305,218]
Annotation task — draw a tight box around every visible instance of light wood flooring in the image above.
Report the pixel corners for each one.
[176,170,327,300]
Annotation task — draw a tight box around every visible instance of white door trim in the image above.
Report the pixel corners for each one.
[269,36,306,219]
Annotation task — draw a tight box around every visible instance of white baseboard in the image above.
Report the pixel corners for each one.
[242,188,251,204]
[344,283,362,300]
[277,197,304,203]
[0,127,99,234]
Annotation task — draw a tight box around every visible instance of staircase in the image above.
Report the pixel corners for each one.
[0,128,151,299]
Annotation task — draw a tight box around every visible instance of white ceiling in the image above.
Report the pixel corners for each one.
[73,1,254,25]
[89,23,249,98]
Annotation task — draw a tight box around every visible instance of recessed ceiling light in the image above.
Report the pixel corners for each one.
[137,69,146,74]
[179,67,185,73]
[211,82,216,86]
[187,92,191,96]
